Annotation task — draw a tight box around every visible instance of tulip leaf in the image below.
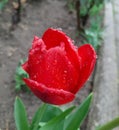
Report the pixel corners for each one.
[39,106,75,130]
[30,103,47,130]
[64,93,93,130]
[31,104,63,130]
[14,97,29,130]
[41,104,62,122]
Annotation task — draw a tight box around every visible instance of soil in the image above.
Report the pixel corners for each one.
[0,0,92,129]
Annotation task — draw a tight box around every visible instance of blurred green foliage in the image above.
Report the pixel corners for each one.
[83,17,103,51]
[67,0,105,51]
[15,59,29,92]
[81,0,104,16]
[0,0,8,10]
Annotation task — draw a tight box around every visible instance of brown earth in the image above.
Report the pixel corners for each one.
[0,0,92,129]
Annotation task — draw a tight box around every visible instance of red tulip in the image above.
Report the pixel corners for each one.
[22,28,96,105]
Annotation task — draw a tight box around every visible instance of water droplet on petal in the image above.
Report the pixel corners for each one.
[68,61,71,65]
[33,75,37,79]
[53,59,57,65]
[60,42,65,50]
[64,70,68,74]
[36,61,39,64]
[68,39,71,43]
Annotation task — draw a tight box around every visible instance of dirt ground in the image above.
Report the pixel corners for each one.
[0,0,92,129]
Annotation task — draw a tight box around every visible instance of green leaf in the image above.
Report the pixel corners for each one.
[41,104,62,122]
[14,97,29,130]
[64,93,93,130]
[15,59,29,92]
[15,84,21,91]
[39,106,75,130]
[30,103,47,130]
[89,5,102,16]
[31,104,64,130]
[95,117,119,130]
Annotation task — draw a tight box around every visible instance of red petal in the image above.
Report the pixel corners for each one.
[30,46,79,92]
[32,36,39,48]
[23,78,75,105]
[22,38,46,75]
[72,44,96,94]
[32,36,46,50]
[22,61,29,73]
[27,39,46,78]
[42,28,81,71]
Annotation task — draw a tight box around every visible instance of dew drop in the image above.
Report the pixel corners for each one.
[68,39,71,43]
[60,42,65,50]
[36,61,40,64]
[33,75,37,79]
[46,65,50,70]
[53,59,57,65]
[68,61,71,65]
[62,77,66,84]
[64,70,68,74]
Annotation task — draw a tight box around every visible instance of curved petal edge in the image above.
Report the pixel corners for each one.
[23,78,75,105]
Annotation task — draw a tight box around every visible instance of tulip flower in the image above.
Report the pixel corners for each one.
[22,28,96,105]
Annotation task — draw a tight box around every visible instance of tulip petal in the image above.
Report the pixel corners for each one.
[42,28,81,71]
[72,44,96,94]
[32,36,39,48]
[31,36,46,50]
[22,61,29,73]
[23,78,75,105]
[26,40,46,78]
[29,46,79,92]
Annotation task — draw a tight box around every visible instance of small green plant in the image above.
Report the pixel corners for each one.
[82,16,103,50]
[89,3,104,16]
[67,0,104,50]
[15,59,29,92]
[81,16,103,51]
[67,0,105,30]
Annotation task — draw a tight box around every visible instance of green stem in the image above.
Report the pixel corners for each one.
[97,117,119,130]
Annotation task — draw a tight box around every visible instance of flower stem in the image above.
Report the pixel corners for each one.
[97,117,119,130]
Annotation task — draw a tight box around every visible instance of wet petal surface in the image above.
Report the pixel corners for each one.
[42,28,81,71]
[72,44,96,93]
[29,46,79,92]
[24,78,75,105]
